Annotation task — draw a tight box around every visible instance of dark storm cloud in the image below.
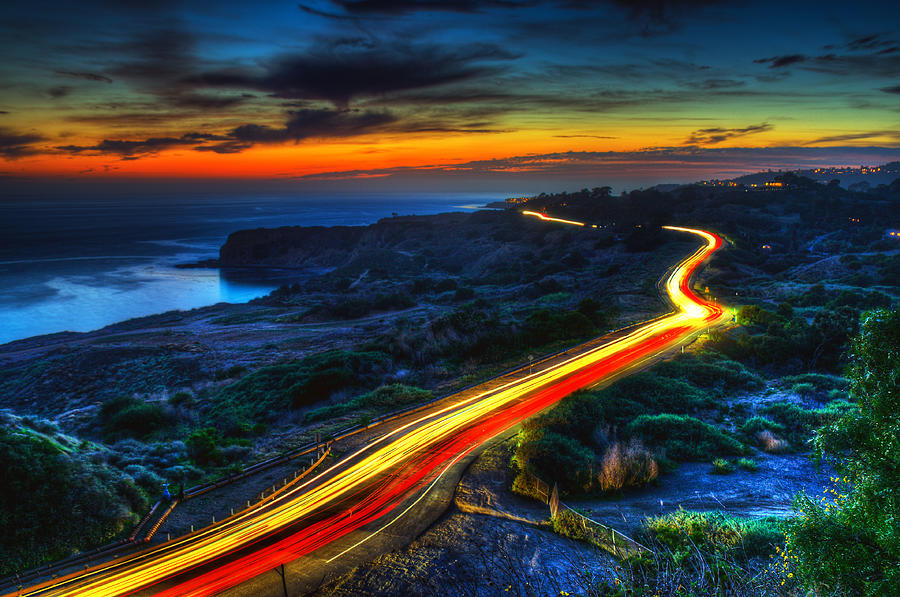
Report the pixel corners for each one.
[199,107,504,153]
[231,108,397,142]
[301,0,532,15]
[57,135,198,156]
[167,93,249,109]
[0,128,45,158]
[755,34,900,78]
[882,85,900,94]
[187,40,517,108]
[106,28,198,83]
[753,54,806,69]
[684,123,772,145]
[600,0,717,23]
[57,106,502,157]
[47,85,73,98]
[825,33,899,53]
[55,70,114,84]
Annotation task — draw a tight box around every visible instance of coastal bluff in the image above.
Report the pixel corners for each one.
[217,211,571,271]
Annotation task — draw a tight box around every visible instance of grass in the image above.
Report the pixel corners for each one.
[645,510,783,559]
[596,439,659,492]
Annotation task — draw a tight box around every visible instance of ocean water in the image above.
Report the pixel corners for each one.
[0,193,501,345]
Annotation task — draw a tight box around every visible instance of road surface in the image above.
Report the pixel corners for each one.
[7,221,727,597]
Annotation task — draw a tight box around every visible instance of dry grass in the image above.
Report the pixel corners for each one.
[756,430,789,453]
[597,439,659,492]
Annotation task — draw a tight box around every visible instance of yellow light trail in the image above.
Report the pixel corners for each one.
[9,216,727,597]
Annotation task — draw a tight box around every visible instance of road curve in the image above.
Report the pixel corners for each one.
[8,219,727,597]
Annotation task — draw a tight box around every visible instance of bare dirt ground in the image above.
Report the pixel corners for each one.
[310,437,831,596]
[310,440,617,597]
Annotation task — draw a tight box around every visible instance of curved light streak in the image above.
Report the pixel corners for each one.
[8,216,727,597]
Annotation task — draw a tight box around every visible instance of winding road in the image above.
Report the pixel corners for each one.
[7,218,727,597]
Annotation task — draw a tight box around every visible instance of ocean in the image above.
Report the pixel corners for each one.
[0,193,502,345]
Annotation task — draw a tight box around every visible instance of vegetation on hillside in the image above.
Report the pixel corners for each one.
[0,424,147,576]
[786,308,900,595]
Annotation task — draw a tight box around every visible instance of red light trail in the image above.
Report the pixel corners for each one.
[8,218,726,597]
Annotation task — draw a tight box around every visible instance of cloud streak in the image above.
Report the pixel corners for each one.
[684,123,772,145]
[0,128,45,159]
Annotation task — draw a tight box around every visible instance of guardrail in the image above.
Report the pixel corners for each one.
[0,314,671,592]
[519,470,652,558]
[0,446,333,593]
[1,222,721,591]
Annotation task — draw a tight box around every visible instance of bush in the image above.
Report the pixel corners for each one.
[168,391,194,407]
[99,396,173,440]
[791,382,816,397]
[781,373,848,394]
[736,458,758,472]
[655,354,764,393]
[740,416,784,436]
[551,508,591,543]
[624,414,747,462]
[756,430,789,453]
[512,429,594,494]
[711,458,734,474]
[186,427,223,466]
[595,372,711,422]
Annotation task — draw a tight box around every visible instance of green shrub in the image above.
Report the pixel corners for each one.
[781,373,848,394]
[214,364,246,380]
[624,414,747,462]
[551,508,591,542]
[512,429,594,494]
[186,427,224,466]
[791,382,816,397]
[655,354,764,393]
[168,391,194,407]
[99,396,173,440]
[739,416,785,436]
[736,458,758,472]
[521,308,596,346]
[711,458,734,474]
[595,372,711,422]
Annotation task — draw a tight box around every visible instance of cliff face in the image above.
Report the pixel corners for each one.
[219,225,367,268]
[219,212,484,269]
[217,210,610,282]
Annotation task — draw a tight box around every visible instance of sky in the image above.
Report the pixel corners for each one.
[1,0,899,193]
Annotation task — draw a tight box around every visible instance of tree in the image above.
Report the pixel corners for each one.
[787,308,899,595]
